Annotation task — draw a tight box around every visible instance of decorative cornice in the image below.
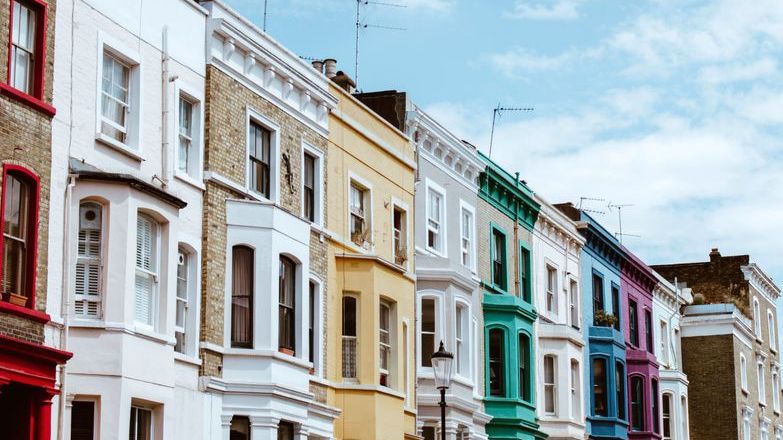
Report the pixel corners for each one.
[478,152,540,231]
[533,197,584,255]
[741,263,781,303]
[621,247,658,294]
[406,108,483,191]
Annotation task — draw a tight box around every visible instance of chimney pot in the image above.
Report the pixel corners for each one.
[311,59,324,73]
[324,58,337,78]
[709,247,721,261]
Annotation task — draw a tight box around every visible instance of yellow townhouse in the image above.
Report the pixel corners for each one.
[322,64,418,440]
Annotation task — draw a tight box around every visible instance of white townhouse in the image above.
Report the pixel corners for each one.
[197,2,340,439]
[531,196,586,440]
[651,271,692,440]
[47,0,208,438]
[404,96,490,439]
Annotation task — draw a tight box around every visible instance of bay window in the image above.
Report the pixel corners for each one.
[544,355,557,415]
[630,376,644,431]
[379,302,391,386]
[455,304,467,376]
[662,393,673,440]
[592,358,608,417]
[488,328,505,397]
[231,246,253,348]
[74,202,102,318]
[278,256,296,353]
[420,298,436,367]
[519,333,531,401]
[134,213,158,327]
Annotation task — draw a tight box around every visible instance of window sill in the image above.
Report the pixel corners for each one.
[425,246,447,259]
[0,301,50,323]
[95,133,144,161]
[174,171,205,191]
[0,83,56,117]
[174,352,202,367]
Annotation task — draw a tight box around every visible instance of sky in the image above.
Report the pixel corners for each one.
[225,0,783,306]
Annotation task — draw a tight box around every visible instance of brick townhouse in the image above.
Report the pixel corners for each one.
[0,0,71,439]
[653,249,783,440]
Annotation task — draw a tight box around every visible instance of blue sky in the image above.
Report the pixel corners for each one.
[225,0,783,299]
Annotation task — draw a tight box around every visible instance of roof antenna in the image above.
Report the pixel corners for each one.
[608,203,638,243]
[355,1,406,89]
[577,197,606,215]
[488,104,533,158]
[263,0,269,31]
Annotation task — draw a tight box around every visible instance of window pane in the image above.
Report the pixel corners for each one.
[278,256,296,351]
[2,173,29,297]
[592,358,608,417]
[231,246,253,347]
[421,298,435,367]
[71,401,95,440]
[489,329,505,396]
[616,362,625,419]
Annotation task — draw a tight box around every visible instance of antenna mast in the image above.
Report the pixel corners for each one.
[355,1,406,88]
[489,105,533,158]
[263,0,269,31]
[608,203,635,243]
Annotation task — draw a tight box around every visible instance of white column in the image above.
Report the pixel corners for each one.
[250,415,280,440]
[295,426,309,440]
[220,414,233,440]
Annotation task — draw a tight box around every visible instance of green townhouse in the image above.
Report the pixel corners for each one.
[477,152,546,440]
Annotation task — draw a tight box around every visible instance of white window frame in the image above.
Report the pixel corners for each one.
[129,405,153,440]
[379,300,392,387]
[424,179,447,256]
[301,143,324,226]
[347,172,373,250]
[459,200,476,271]
[742,407,752,440]
[95,34,143,159]
[759,359,767,405]
[545,264,558,315]
[660,320,670,366]
[133,213,160,331]
[454,299,470,380]
[174,83,203,185]
[245,107,281,202]
[569,278,579,329]
[390,198,409,269]
[773,369,780,413]
[175,244,198,357]
[754,297,763,340]
[418,292,442,371]
[570,359,581,420]
[74,201,104,319]
[543,354,557,415]
[741,353,748,392]
[769,311,777,352]
[308,277,324,376]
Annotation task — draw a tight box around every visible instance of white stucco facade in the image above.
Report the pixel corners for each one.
[47,0,208,439]
[531,196,586,440]
[652,272,692,440]
[407,102,490,439]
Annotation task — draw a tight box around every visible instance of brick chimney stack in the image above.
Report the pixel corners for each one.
[709,247,721,262]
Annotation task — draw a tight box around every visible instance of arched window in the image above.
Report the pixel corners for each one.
[488,328,505,397]
[134,213,159,327]
[75,202,103,318]
[769,311,777,350]
[379,301,392,386]
[592,358,608,417]
[740,354,748,391]
[519,333,531,401]
[278,256,296,353]
[342,296,358,378]
[544,355,557,415]
[630,376,645,431]
[662,393,673,440]
[231,246,253,347]
[570,359,581,419]
[754,298,762,337]
[455,303,468,376]
[1,167,39,307]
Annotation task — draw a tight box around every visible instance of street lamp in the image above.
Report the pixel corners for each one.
[431,341,454,440]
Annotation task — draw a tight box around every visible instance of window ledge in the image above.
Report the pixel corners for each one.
[0,301,50,323]
[174,171,205,190]
[95,133,144,161]
[425,246,447,259]
[174,352,202,367]
[0,83,56,117]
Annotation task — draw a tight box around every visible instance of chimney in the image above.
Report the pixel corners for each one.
[709,247,721,262]
[323,58,337,78]
[311,59,324,74]
[332,71,356,93]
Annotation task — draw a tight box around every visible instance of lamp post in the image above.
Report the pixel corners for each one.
[431,341,454,440]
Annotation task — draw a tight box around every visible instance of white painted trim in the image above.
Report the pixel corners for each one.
[458,199,477,273]
[173,81,205,182]
[300,141,325,226]
[424,178,448,258]
[245,106,281,202]
[347,170,374,252]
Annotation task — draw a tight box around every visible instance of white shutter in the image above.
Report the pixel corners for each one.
[134,214,156,326]
[74,204,102,318]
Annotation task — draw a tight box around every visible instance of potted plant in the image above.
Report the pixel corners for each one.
[394,246,407,266]
[594,310,618,327]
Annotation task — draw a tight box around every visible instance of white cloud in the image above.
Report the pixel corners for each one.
[505,0,584,21]
[405,0,456,12]
[698,58,778,84]
[486,47,585,77]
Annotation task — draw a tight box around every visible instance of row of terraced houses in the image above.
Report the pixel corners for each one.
[0,1,780,439]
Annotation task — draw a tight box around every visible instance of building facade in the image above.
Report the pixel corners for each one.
[620,248,661,440]
[478,153,546,440]
[654,249,783,440]
[0,0,72,438]
[197,2,340,439]
[651,271,691,440]
[356,90,491,439]
[532,197,586,440]
[556,203,628,440]
[47,0,205,438]
[325,77,418,439]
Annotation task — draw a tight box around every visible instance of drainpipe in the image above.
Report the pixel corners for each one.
[513,172,520,296]
[157,26,174,188]
[57,174,76,439]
